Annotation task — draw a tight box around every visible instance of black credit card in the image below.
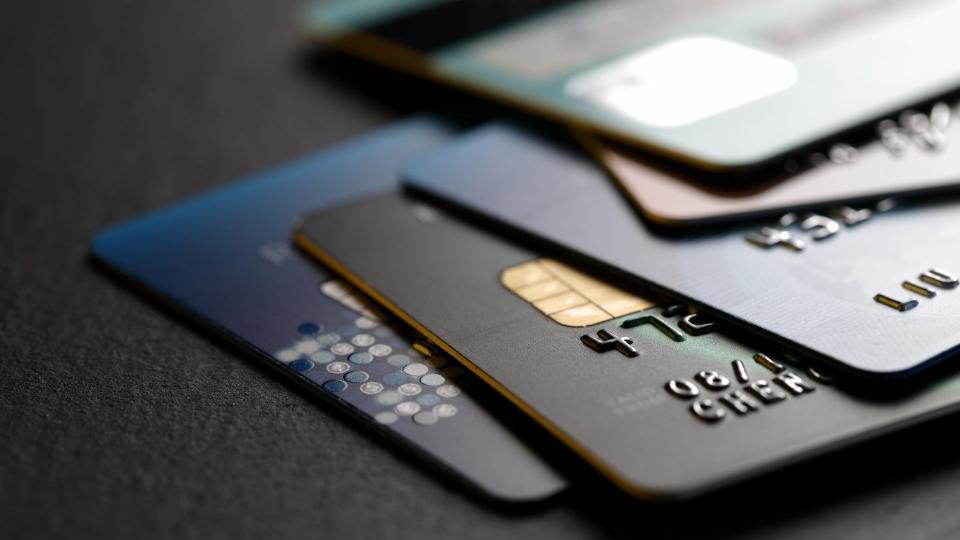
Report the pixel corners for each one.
[90,117,565,503]
[402,123,960,378]
[296,192,960,499]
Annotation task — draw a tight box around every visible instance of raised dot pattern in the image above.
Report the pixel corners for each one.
[274,310,463,426]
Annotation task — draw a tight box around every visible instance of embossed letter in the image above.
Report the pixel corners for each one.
[690,399,726,423]
[665,379,700,400]
[774,372,816,396]
[920,268,959,290]
[719,391,760,415]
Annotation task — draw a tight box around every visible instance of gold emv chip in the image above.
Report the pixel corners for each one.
[500,258,654,327]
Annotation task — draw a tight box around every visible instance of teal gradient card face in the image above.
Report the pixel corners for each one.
[307,0,960,171]
[91,117,565,503]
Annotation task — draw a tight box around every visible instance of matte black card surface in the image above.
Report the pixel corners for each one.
[297,193,960,498]
[403,123,960,378]
[91,117,565,503]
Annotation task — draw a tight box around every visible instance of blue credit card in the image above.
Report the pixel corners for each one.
[403,122,960,378]
[90,116,566,503]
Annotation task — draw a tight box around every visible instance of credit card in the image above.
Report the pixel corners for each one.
[306,0,960,172]
[295,191,960,498]
[90,117,565,503]
[402,123,960,378]
[585,100,960,226]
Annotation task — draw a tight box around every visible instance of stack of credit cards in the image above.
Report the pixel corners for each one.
[93,0,960,505]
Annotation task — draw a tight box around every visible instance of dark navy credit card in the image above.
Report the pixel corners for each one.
[296,191,960,499]
[403,123,960,378]
[90,117,565,503]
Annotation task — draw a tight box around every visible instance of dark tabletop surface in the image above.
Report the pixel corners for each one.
[6,1,960,539]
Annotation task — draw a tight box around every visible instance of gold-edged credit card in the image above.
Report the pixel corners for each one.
[295,191,960,499]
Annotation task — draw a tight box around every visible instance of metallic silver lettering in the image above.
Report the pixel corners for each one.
[920,268,959,290]
[774,372,816,396]
[620,314,685,342]
[679,313,717,336]
[829,143,859,164]
[745,226,805,251]
[800,214,840,241]
[830,206,872,227]
[665,379,700,400]
[695,370,731,391]
[731,360,749,384]
[580,328,640,357]
[690,399,726,423]
[745,380,787,404]
[719,391,760,415]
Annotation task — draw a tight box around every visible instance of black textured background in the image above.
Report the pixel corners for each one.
[6,1,960,538]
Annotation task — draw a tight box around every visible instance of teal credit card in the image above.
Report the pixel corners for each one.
[306,0,960,172]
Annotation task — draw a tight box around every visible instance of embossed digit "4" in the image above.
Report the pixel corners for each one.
[874,267,959,312]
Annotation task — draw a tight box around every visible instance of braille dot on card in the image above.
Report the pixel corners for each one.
[436,385,460,398]
[382,371,406,386]
[276,349,299,363]
[317,333,339,345]
[398,383,422,396]
[321,379,347,393]
[417,393,440,407]
[359,381,383,395]
[351,334,375,347]
[330,342,355,356]
[369,344,392,357]
[374,411,398,425]
[394,402,421,416]
[344,370,370,384]
[376,390,403,406]
[326,361,350,374]
[433,403,457,418]
[356,317,378,329]
[297,322,320,335]
[348,352,374,365]
[413,412,438,426]
[310,351,335,364]
[295,339,320,355]
[289,358,314,373]
[387,354,410,367]
[420,373,445,387]
[403,363,428,377]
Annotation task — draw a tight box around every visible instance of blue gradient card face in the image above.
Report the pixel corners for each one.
[403,123,960,379]
[90,117,565,503]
